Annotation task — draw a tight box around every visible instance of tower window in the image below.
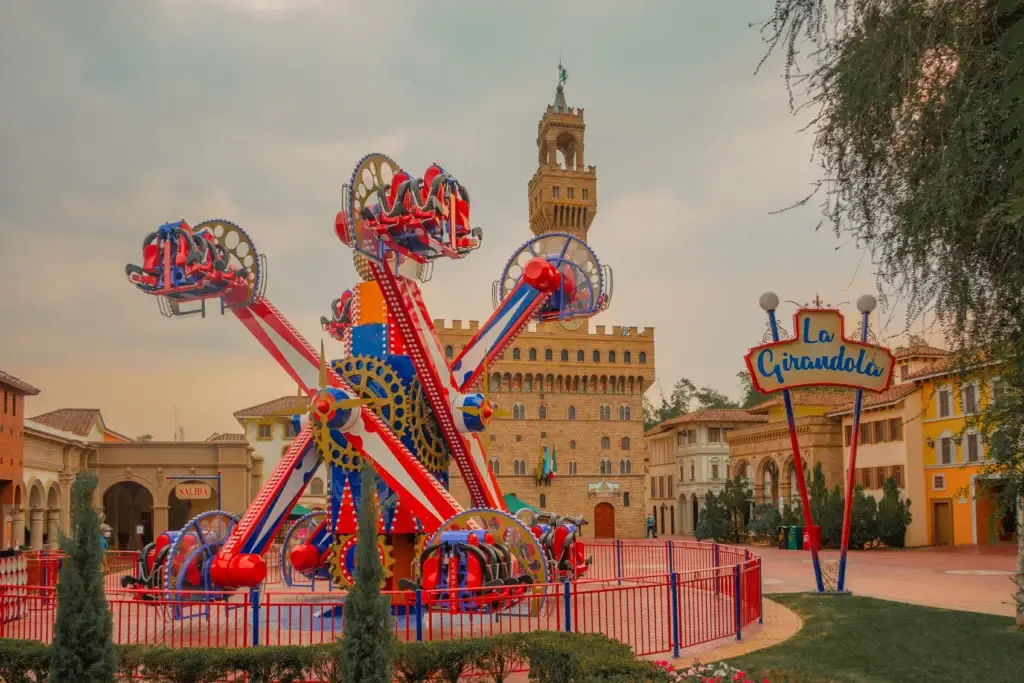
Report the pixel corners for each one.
[569,440,576,449]
[445,345,454,359]
[592,350,600,363]
[561,349,569,362]
[567,187,574,199]
[582,189,589,200]
[552,187,560,198]
[513,348,521,360]
[529,348,538,361]
[545,348,553,361]
[639,352,647,364]
[577,350,584,362]
[623,351,632,364]
[609,350,617,363]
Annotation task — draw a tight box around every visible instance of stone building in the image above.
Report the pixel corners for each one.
[645,410,768,535]
[1,370,39,549]
[439,75,655,539]
[726,390,849,508]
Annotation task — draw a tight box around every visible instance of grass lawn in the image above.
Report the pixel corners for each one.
[729,594,1024,682]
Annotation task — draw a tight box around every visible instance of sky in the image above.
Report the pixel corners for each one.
[0,0,932,441]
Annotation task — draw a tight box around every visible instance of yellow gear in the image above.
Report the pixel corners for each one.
[328,534,395,589]
[410,533,429,581]
[407,381,450,473]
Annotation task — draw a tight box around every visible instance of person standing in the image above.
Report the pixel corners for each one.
[645,513,657,539]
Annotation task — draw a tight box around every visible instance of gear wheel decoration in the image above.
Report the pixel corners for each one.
[406,381,450,473]
[328,533,395,589]
[410,533,429,581]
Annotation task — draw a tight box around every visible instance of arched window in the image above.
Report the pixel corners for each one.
[513,403,526,420]
[577,350,584,362]
[490,373,501,392]
[609,350,617,363]
[568,461,578,475]
[523,375,533,392]
[618,459,626,474]
[600,405,611,421]
[592,350,600,363]
[624,351,632,364]
[618,404,631,421]
[545,348,553,361]
[639,352,647,364]
[624,458,632,474]
[623,492,631,507]
[309,478,325,496]
[539,494,546,508]
[560,349,569,362]
[538,404,547,420]
[529,348,538,361]
[569,440,576,450]
[599,460,607,475]
[601,437,610,450]
[621,437,631,450]
[489,458,500,475]
[567,405,577,420]
[513,458,527,475]
[445,345,454,359]
[512,348,521,360]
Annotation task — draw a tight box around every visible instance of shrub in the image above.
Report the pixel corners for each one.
[849,486,880,550]
[340,463,395,683]
[780,500,803,526]
[0,639,51,682]
[877,476,913,548]
[695,491,732,542]
[747,503,783,542]
[138,647,234,683]
[475,634,526,683]
[50,473,116,683]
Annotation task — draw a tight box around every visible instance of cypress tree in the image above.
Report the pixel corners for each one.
[49,473,115,682]
[340,464,395,683]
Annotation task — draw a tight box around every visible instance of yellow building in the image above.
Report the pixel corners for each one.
[912,359,1015,546]
[439,76,655,539]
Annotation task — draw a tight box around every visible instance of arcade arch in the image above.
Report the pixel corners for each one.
[103,481,155,550]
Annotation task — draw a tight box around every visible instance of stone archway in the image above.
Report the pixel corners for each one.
[45,484,60,549]
[167,481,219,531]
[103,481,154,550]
[758,459,781,508]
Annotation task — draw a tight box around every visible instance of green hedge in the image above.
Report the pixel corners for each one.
[0,632,670,682]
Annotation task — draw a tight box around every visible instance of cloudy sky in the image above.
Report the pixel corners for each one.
[0,0,927,441]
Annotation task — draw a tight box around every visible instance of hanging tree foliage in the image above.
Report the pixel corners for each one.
[756,0,1024,624]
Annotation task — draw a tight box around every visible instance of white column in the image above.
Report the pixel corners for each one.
[29,509,44,550]
[12,510,25,549]
[46,510,60,549]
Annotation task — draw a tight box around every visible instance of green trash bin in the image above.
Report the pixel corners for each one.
[793,525,805,550]
[776,526,787,549]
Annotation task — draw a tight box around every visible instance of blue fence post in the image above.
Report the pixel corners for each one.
[734,564,742,641]
[563,580,572,633]
[669,572,680,658]
[713,543,720,596]
[415,590,424,642]
[614,540,622,589]
[250,587,261,646]
[667,539,675,573]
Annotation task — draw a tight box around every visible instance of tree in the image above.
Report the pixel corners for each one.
[694,386,740,410]
[781,499,803,526]
[50,474,115,682]
[720,475,755,542]
[340,464,395,683]
[849,486,880,550]
[135,434,153,443]
[757,0,1024,625]
[876,476,913,548]
[737,371,774,409]
[695,491,732,542]
[642,395,659,431]
[747,503,783,543]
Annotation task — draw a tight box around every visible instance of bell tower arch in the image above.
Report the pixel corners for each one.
[527,63,598,242]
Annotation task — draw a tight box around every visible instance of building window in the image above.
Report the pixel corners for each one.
[937,388,952,418]
[688,430,697,444]
[621,437,630,450]
[540,431,547,438]
[875,466,887,487]
[873,421,886,444]
[639,352,647,364]
[965,432,981,462]
[309,478,325,496]
[623,351,632,364]
[609,351,617,363]
[650,477,656,498]
[892,465,904,488]
[676,431,686,446]
[516,435,522,442]
[529,348,538,361]
[545,348,553,361]
[600,405,611,421]
[623,491,630,507]
[658,476,665,498]
[618,459,626,474]
[667,475,674,497]
[566,187,574,199]
[284,421,298,438]
[513,458,526,475]
[592,350,600,362]
[523,375,533,392]
[568,461,578,475]
[940,437,955,465]
[690,462,696,480]
[513,403,526,420]
[963,384,979,415]
[577,350,584,362]
[513,348,521,360]
[552,186,560,198]
[490,434,496,442]
[711,463,720,480]
[859,422,873,445]
[707,427,722,443]
[560,349,569,362]
[862,468,873,488]
[538,404,547,420]
[601,437,610,449]
[991,377,1006,404]
[725,464,730,479]
[489,458,500,475]
[844,425,853,447]
[618,404,631,421]
[445,345,454,359]
[569,440,576,449]
[567,405,577,420]
[932,473,946,491]
[888,418,903,441]
[257,423,272,440]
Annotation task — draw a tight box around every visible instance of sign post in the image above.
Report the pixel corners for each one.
[744,293,894,594]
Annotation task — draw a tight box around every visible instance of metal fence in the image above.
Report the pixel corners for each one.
[2,540,762,660]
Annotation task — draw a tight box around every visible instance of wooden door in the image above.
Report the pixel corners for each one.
[932,501,953,546]
[670,506,676,534]
[593,503,615,539]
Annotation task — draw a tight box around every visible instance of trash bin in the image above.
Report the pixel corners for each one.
[786,526,798,550]
[776,526,787,549]
[803,524,821,551]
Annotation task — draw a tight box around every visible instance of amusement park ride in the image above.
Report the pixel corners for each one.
[122,154,611,613]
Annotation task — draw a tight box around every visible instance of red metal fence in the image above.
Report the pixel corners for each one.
[2,540,762,660]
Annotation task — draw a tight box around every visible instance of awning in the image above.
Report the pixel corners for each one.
[503,493,539,514]
[289,504,313,517]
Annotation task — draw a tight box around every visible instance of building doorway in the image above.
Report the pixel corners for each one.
[932,500,953,546]
[593,502,615,538]
[691,495,699,534]
[660,506,665,535]
[103,482,154,550]
[669,505,675,535]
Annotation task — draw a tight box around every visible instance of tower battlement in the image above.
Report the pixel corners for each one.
[433,319,654,339]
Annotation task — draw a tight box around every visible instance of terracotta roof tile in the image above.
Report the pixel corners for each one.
[29,408,102,437]
[894,344,948,360]
[645,409,767,436]
[0,370,40,395]
[748,388,855,412]
[826,383,919,416]
[206,432,247,443]
[905,357,954,380]
[233,396,301,419]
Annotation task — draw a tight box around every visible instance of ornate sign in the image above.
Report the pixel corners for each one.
[745,309,895,394]
[174,482,212,500]
[586,480,620,497]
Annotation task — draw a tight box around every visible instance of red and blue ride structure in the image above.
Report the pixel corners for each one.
[122,153,613,614]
